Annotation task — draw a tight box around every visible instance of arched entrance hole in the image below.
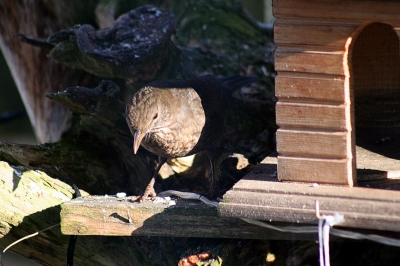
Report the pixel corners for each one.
[348,22,400,181]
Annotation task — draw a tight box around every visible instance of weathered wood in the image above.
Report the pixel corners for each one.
[276,101,348,130]
[0,161,76,237]
[0,0,98,143]
[0,160,159,266]
[47,6,180,83]
[220,158,400,232]
[0,161,75,265]
[275,73,346,103]
[60,195,315,240]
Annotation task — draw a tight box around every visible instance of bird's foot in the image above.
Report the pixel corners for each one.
[130,177,158,202]
[130,188,157,202]
[141,186,157,201]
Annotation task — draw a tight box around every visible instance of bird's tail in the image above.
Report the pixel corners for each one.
[218,76,258,93]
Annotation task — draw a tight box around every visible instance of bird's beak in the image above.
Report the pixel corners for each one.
[133,130,145,154]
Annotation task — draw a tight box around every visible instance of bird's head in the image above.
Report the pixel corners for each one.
[126,87,169,154]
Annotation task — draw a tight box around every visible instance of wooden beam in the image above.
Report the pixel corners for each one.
[60,195,315,240]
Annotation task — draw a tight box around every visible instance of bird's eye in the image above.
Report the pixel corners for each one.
[153,113,158,120]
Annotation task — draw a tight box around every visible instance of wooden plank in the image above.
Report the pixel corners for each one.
[275,74,346,103]
[273,0,400,25]
[220,166,400,232]
[274,20,357,49]
[274,48,345,75]
[276,101,348,130]
[276,129,349,159]
[277,156,353,185]
[60,196,314,240]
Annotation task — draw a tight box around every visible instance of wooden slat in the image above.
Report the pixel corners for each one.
[274,20,357,49]
[276,101,348,130]
[60,196,314,240]
[275,74,346,103]
[276,129,349,159]
[274,48,345,75]
[277,156,353,185]
[220,165,400,232]
[273,0,400,25]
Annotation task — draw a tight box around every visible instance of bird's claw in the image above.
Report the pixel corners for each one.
[140,187,157,202]
[130,186,157,202]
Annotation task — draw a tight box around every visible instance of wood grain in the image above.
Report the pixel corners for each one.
[274,48,345,75]
[275,74,346,103]
[276,101,348,130]
[220,161,400,232]
[276,129,349,158]
[273,0,400,25]
[0,1,96,143]
[60,196,315,240]
[277,156,353,185]
[274,20,358,49]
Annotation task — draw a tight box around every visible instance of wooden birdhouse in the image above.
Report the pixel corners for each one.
[273,0,400,186]
[219,0,400,232]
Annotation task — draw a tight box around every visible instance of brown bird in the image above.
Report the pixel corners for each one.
[126,75,257,199]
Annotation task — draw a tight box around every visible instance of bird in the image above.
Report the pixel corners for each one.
[126,75,258,200]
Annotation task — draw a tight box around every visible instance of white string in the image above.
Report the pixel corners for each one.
[323,220,330,266]
[318,218,324,266]
[0,223,60,261]
[158,190,219,207]
[315,201,344,266]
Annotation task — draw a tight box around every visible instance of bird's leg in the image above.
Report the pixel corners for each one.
[142,156,167,200]
[206,149,218,198]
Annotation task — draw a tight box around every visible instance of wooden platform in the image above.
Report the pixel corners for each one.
[60,145,400,237]
[60,194,316,239]
[219,150,400,233]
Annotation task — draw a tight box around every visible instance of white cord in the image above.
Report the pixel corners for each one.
[158,190,219,207]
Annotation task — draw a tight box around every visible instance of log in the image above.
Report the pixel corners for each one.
[47,5,180,84]
[0,161,77,265]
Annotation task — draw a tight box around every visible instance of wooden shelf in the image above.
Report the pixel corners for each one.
[61,147,400,237]
[60,194,316,240]
[219,154,400,232]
